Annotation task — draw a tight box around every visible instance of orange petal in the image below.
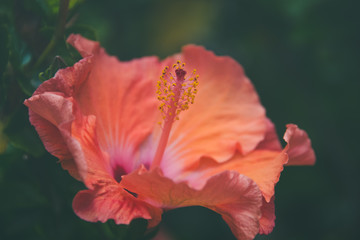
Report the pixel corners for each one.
[25,92,113,186]
[68,111,114,188]
[284,124,316,165]
[180,124,315,202]
[26,90,162,227]
[259,196,275,235]
[121,168,263,240]
[29,53,92,97]
[226,151,287,202]
[155,45,267,176]
[25,93,81,180]
[256,119,282,151]
[26,35,163,182]
[182,150,287,202]
[72,184,162,228]
[67,34,160,173]
[67,34,101,57]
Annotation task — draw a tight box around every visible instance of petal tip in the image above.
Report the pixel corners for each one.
[67,34,100,57]
[284,124,316,166]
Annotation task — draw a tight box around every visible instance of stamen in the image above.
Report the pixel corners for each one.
[151,61,199,169]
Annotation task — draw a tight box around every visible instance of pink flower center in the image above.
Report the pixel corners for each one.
[151,61,199,169]
[112,164,126,182]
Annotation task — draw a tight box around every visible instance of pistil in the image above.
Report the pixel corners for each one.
[151,61,199,170]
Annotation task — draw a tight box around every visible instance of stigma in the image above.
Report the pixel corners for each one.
[156,60,199,124]
[151,61,199,170]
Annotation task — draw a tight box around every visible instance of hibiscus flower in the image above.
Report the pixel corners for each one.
[24,34,315,240]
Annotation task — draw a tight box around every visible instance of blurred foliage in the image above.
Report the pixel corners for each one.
[0,0,359,239]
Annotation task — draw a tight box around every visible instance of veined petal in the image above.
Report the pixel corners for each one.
[25,93,82,179]
[67,34,160,173]
[181,125,315,202]
[73,185,162,228]
[182,150,287,202]
[25,92,113,186]
[155,45,267,177]
[259,196,275,235]
[121,168,263,240]
[256,119,282,151]
[26,81,162,227]
[26,35,163,181]
[67,34,101,57]
[284,124,316,166]
[68,111,114,188]
[24,52,96,180]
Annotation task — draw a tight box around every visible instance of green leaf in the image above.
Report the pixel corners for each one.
[3,105,45,157]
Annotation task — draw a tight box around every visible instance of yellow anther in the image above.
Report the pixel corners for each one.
[156,62,199,123]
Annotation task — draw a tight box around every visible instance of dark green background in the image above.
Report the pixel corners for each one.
[1,0,359,239]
